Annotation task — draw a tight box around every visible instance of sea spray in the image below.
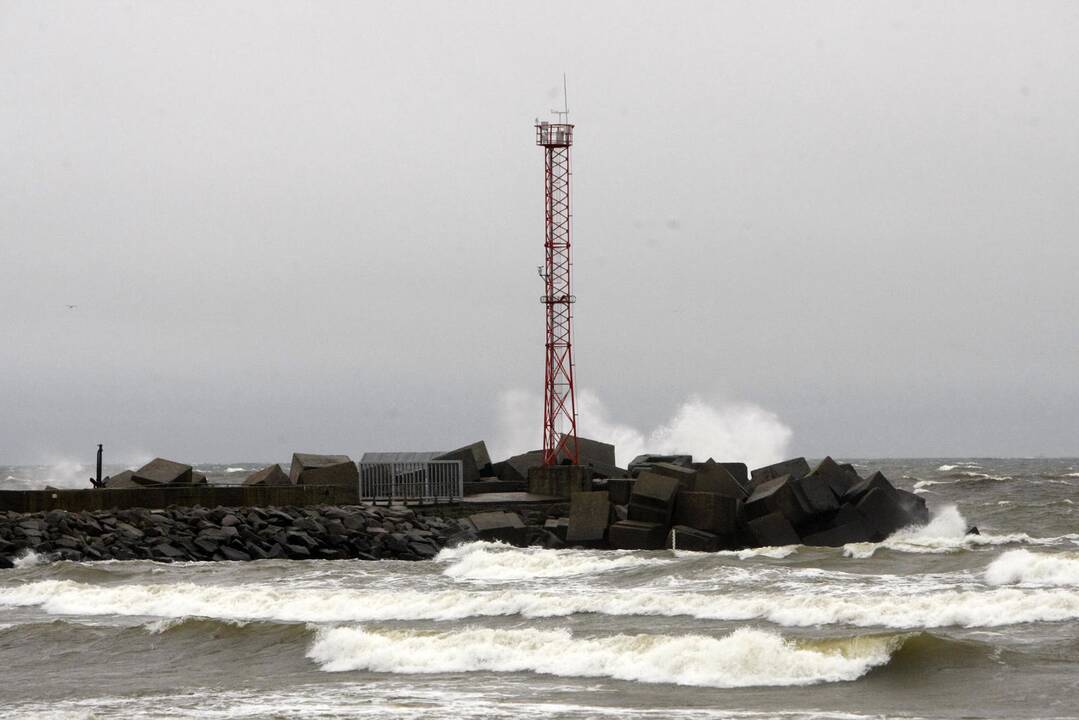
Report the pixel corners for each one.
[12,550,46,569]
[492,389,792,468]
[306,626,898,687]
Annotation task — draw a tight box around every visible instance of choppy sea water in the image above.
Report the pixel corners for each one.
[1,458,1078,719]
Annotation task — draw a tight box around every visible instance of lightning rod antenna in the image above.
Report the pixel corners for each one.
[551,74,570,124]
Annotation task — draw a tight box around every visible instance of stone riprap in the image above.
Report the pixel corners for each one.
[0,504,456,567]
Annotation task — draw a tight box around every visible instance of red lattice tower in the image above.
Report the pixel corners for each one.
[536,119,579,465]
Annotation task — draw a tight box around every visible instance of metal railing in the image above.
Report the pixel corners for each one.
[359,460,463,504]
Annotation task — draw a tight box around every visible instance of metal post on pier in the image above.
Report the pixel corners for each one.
[90,444,105,488]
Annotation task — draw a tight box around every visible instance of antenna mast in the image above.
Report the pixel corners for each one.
[535,78,579,465]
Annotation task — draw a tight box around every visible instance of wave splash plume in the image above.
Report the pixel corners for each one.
[492,389,792,469]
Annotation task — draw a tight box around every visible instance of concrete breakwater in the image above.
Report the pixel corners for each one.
[0,504,459,567]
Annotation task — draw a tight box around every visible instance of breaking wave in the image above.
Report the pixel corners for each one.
[4,579,1079,629]
[307,625,898,687]
[985,550,1079,587]
[934,471,1012,483]
[437,542,670,581]
[936,462,981,472]
[843,506,1077,558]
[0,618,991,691]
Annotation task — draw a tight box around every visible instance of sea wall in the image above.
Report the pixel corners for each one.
[0,504,458,566]
[0,484,360,514]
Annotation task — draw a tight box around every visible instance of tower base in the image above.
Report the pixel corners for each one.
[527,465,593,498]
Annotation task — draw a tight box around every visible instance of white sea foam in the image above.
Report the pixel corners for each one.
[937,465,958,472]
[717,546,799,560]
[13,550,46,569]
[985,550,1079,587]
[307,626,897,687]
[437,542,669,581]
[4,579,1079,629]
[143,617,184,634]
[437,542,797,583]
[225,467,246,473]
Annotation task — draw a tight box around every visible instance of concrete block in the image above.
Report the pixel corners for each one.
[747,512,801,547]
[496,450,544,484]
[805,456,858,498]
[666,525,721,552]
[648,462,698,490]
[289,454,359,488]
[627,502,673,525]
[290,453,351,482]
[718,462,749,486]
[626,471,681,525]
[802,514,873,547]
[839,463,860,479]
[692,460,747,498]
[745,475,810,525]
[566,491,610,543]
[491,460,521,484]
[244,464,290,486]
[607,477,636,506]
[104,470,139,489]
[558,435,616,468]
[527,465,593,498]
[585,462,629,479]
[855,487,909,541]
[750,458,811,488]
[133,458,193,486]
[608,520,666,550]
[469,511,528,546]
[795,474,840,516]
[895,488,929,526]
[627,454,693,478]
[544,517,569,541]
[843,471,897,505]
[832,502,865,527]
[435,441,491,483]
[630,471,681,508]
[673,491,741,535]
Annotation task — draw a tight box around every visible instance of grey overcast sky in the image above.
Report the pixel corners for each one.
[2,1,1078,466]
